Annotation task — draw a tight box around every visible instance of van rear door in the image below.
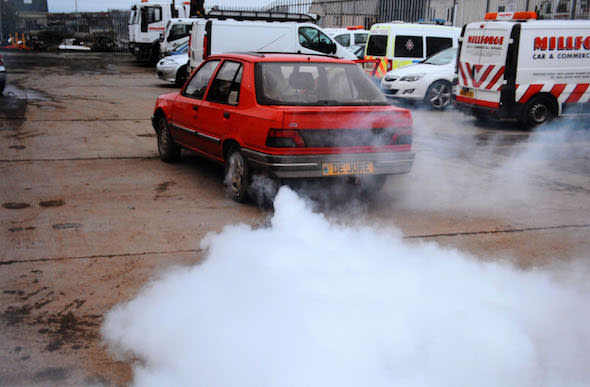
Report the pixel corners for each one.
[458,22,511,109]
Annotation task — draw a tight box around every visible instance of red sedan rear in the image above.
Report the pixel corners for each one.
[152,53,414,202]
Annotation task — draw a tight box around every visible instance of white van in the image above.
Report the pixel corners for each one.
[160,18,194,58]
[188,19,356,74]
[455,11,590,127]
[365,23,460,79]
[324,26,370,48]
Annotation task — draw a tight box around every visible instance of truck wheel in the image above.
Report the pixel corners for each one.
[155,115,181,162]
[520,95,554,128]
[225,147,250,203]
[425,80,452,110]
[175,64,188,87]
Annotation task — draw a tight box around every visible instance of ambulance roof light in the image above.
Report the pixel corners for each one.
[484,11,537,21]
[346,25,364,30]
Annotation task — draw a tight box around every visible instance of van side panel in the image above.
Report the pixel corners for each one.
[516,23,590,115]
[210,23,294,55]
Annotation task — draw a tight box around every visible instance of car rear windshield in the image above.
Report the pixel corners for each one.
[255,62,388,106]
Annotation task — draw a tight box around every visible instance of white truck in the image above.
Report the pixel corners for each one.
[187,11,356,74]
[128,0,190,63]
[455,11,590,127]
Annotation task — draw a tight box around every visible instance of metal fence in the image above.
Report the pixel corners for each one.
[212,0,380,28]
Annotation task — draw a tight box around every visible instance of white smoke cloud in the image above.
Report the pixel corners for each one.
[387,113,590,216]
[102,187,590,387]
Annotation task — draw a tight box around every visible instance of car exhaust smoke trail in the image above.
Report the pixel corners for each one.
[102,187,590,387]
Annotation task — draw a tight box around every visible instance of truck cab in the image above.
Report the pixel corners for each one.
[128,0,190,63]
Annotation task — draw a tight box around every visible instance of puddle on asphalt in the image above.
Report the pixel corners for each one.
[1,84,52,101]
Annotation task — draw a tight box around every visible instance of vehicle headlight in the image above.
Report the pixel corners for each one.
[383,74,398,82]
[400,73,425,82]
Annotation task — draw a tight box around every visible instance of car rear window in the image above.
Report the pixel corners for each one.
[366,35,387,57]
[255,62,388,106]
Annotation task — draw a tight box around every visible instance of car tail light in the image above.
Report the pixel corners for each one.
[391,129,412,145]
[266,129,305,148]
[202,34,208,59]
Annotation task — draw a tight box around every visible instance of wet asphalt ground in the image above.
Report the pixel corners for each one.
[1,51,589,385]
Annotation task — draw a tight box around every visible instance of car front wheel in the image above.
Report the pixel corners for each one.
[156,115,181,162]
[425,80,452,110]
[225,148,250,203]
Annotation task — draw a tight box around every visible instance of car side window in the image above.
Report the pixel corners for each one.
[299,27,335,54]
[334,34,350,47]
[207,61,243,106]
[184,60,220,99]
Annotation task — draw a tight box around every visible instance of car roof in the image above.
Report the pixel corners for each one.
[206,52,355,64]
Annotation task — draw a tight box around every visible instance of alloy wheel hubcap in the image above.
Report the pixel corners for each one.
[531,103,548,123]
[430,84,451,108]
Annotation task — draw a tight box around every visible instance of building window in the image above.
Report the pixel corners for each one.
[24,0,33,4]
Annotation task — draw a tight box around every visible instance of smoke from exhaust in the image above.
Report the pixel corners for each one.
[388,114,590,216]
[102,187,590,387]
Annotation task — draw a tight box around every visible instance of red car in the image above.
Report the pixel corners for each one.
[152,53,414,202]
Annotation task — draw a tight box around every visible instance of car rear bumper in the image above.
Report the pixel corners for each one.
[243,148,415,179]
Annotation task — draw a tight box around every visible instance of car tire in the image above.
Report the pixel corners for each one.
[225,147,250,203]
[155,115,181,162]
[519,95,554,129]
[425,80,452,110]
[175,64,188,87]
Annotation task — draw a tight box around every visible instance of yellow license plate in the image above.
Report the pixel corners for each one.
[460,88,474,98]
[322,161,374,176]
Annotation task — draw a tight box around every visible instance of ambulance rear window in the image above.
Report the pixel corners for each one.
[366,35,387,57]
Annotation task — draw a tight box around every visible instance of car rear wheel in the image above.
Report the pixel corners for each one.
[225,148,250,203]
[156,115,181,162]
[425,80,452,110]
[520,95,554,129]
[175,64,188,87]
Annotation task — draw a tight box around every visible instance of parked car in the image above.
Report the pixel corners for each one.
[157,42,189,86]
[380,47,457,109]
[152,53,415,203]
[0,54,5,94]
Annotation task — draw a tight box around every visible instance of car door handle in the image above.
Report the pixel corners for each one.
[192,105,199,111]
[223,112,230,119]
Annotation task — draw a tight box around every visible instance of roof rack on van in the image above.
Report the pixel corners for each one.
[205,9,319,23]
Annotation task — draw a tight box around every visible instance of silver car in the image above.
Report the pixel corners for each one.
[156,42,189,87]
[0,54,6,94]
